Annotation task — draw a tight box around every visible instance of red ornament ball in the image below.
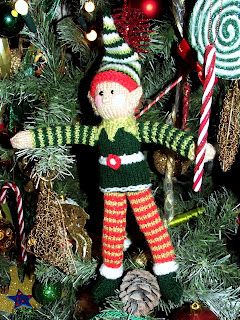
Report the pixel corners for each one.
[140,0,161,18]
[172,303,219,320]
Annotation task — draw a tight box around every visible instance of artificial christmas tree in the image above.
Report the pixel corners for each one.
[0,0,240,319]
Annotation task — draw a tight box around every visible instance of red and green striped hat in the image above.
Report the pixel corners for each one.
[90,14,141,97]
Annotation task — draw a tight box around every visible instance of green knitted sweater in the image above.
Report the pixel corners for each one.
[30,117,195,192]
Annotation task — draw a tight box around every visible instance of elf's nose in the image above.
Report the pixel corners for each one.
[102,94,111,105]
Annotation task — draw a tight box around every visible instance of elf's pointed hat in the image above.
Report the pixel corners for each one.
[90,14,141,97]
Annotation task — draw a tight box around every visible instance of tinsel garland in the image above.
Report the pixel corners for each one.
[112,0,151,53]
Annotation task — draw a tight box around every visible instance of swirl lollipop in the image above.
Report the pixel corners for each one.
[189,0,240,80]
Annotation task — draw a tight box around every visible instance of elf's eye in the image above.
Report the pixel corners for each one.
[111,90,114,94]
[99,91,104,96]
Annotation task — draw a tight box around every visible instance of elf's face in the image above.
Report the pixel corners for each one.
[90,82,142,120]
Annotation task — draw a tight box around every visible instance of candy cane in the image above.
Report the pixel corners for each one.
[135,76,183,118]
[193,44,216,192]
[0,182,27,262]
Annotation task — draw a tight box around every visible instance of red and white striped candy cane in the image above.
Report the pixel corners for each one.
[0,182,27,262]
[193,44,216,192]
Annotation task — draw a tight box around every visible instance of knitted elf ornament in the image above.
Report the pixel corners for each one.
[11,14,197,304]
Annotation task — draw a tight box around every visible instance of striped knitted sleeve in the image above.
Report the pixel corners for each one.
[29,124,98,148]
[137,121,195,161]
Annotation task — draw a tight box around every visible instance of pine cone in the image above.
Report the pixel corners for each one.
[119,270,160,316]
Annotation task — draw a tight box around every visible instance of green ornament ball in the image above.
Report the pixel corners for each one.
[32,281,62,305]
[0,3,25,38]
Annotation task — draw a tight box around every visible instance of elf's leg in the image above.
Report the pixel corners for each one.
[92,192,127,303]
[127,189,182,303]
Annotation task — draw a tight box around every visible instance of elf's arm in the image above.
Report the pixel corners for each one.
[137,121,195,161]
[11,124,98,149]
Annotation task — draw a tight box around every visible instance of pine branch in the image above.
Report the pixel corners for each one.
[9,293,76,320]
[142,58,176,99]
[170,189,240,318]
[139,58,176,123]
[142,19,177,59]
[10,11,84,184]
[94,294,162,319]
[15,146,75,186]
[0,171,12,184]
[20,8,66,85]
[0,256,12,286]
[0,81,12,106]
[184,285,240,320]
[56,18,89,54]
[53,167,88,208]
[57,17,97,70]
[0,148,14,163]
[35,257,97,289]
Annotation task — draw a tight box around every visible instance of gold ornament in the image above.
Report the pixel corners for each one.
[132,251,148,268]
[27,182,77,274]
[153,149,191,176]
[10,49,22,75]
[168,207,205,227]
[0,38,11,79]
[0,265,39,313]
[0,208,15,253]
[0,41,22,78]
[0,219,15,253]
[217,81,240,172]
[62,200,92,260]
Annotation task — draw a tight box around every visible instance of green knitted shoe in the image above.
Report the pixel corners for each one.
[157,272,183,304]
[92,275,122,304]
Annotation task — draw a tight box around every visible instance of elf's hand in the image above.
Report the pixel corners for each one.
[10,131,34,149]
[204,143,216,163]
